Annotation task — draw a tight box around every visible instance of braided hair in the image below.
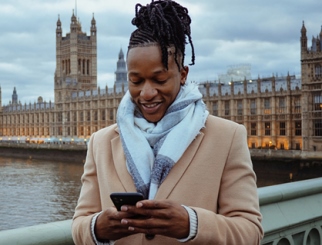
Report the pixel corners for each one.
[128,0,195,71]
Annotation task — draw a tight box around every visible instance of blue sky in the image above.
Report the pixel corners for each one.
[0,0,321,104]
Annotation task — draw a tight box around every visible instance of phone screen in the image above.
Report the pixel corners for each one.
[110,192,144,211]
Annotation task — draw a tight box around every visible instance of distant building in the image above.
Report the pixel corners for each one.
[0,12,127,144]
[0,20,321,152]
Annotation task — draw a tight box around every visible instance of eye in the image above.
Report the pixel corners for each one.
[130,78,143,85]
[154,79,167,84]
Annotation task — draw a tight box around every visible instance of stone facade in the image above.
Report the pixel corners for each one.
[0,19,321,152]
[300,22,322,151]
[0,13,127,144]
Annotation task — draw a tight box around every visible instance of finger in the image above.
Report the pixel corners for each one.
[136,200,169,209]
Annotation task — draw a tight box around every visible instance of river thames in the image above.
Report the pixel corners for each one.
[1,155,322,231]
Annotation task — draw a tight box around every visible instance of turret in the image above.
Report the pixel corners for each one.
[115,49,127,89]
[91,13,96,37]
[12,87,18,105]
[301,21,307,53]
[56,15,62,38]
[70,10,78,33]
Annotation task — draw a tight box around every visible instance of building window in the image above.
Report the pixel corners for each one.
[264,98,271,114]
[314,119,322,136]
[278,97,285,113]
[295,121,301,136]
[315,64,322,77]
[313,93,322,111]
[212,102,218,116]
[237,100,243,116]
[224,101,230,116]
[296,143,301,150]
[57,112,62,122]
[279,122,286,136]
[101,110,106,120]
[87,111,91,121]
[250,99,256,115]
[294,96,301,113]
[109,109,114,120]
[251,143,256,149]
[265,122,271,136]
[251,123,256,135]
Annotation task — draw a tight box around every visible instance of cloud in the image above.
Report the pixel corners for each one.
[1,0,321,104]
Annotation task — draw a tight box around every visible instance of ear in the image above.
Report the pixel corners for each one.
[180,66,189,85]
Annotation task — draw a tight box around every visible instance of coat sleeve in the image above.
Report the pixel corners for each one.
[72,132,100,245]
[190,124,264,244]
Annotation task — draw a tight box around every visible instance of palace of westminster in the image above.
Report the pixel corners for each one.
[0,13,322,152]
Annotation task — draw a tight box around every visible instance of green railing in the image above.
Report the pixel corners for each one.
[1,177,322,245]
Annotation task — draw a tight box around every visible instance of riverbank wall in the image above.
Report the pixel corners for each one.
[0,143,87,163]
[1,143,322,164]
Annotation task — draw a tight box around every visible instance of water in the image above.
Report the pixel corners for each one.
[1,156,322,231]
[0,156,84,231]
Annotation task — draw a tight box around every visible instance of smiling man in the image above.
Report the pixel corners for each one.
[72,1,263,244]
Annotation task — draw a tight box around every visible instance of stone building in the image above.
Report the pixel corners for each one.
[199,74,302,150]
[0,13,127,144]
[300,22,322,151]
[0,19,321,152]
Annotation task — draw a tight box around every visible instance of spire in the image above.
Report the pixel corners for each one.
[71,9,78,33]
[118,48,124,60]
[57,14,61,27]
[56,14,62,37]
[115,48,127,88]
[91,13,96,36]
[301,20,308,52]
[301,21,306,35]
[12,87,18,105]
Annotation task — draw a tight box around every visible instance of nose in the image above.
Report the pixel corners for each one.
[140,81,157,100]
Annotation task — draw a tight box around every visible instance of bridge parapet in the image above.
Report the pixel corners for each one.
[0,177,322,245]
[259,177,322,245]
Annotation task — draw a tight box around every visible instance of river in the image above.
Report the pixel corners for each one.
[1,156,322,231]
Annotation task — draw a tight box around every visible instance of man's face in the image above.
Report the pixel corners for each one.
[127,45,188,123]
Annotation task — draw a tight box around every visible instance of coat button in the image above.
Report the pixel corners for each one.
[145,234,155,240]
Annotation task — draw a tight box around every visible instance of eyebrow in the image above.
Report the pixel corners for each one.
[128,69,167,76]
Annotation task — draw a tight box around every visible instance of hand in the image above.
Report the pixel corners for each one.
[120,200,190,239]
[95,206,142,241]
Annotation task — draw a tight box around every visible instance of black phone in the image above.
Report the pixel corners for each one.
[110,192,144,211]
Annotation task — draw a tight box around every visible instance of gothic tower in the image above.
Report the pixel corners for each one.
[114,48,127,89]
[54,11,97,102]
[12,87,18,105]
[300,22,322,151]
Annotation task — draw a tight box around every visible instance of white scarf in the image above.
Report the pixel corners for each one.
[117,82,208,199]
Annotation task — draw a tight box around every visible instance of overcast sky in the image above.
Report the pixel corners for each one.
[1,0,321,105]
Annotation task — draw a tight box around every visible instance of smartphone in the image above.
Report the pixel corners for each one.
[110,192,144,211]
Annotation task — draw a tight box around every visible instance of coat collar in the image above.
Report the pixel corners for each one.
[111,126,205,199]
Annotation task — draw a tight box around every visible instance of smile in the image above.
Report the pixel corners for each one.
[141,102,162,113]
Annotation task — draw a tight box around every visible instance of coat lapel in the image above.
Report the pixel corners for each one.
[111,127,205,200]
[155,132,205,200]
[111,135,137,193]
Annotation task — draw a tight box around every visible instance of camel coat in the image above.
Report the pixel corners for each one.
[72,115,263,244]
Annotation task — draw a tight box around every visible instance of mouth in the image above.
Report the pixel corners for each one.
[140,102,162,114]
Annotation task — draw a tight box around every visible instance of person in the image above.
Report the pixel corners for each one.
[72,0,263,244]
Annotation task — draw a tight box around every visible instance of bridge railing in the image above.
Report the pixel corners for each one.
[259,177,322,245]
[1,177,322,245]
